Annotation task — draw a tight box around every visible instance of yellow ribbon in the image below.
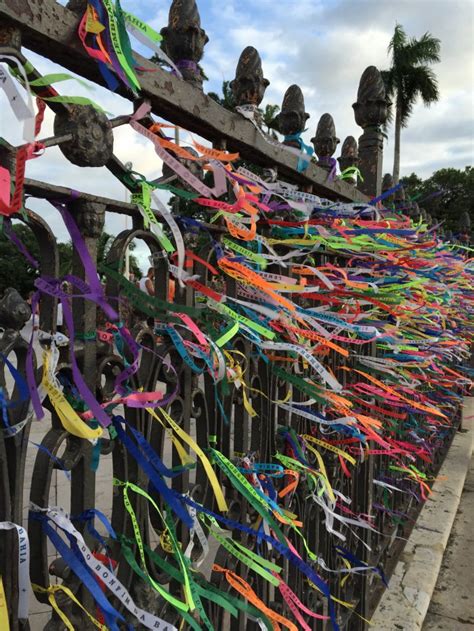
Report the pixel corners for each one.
[42,351,103,440]
[302,434,356,466]
[150,407,228,512]
[32,583,107,630]
[0,577,9,631]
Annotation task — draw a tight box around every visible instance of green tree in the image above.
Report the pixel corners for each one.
[262,103,280,139]
[382,24,441,185]
[402,166,473,236]
[0,228,141,299]
[58,241,73,277]
[208,80,236,111]
[0,224,40,298]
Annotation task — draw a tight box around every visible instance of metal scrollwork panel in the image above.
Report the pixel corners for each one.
[0,209,59,630]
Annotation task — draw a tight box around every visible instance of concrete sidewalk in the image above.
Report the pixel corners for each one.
[371,398,474,630]
[422,457,474,630]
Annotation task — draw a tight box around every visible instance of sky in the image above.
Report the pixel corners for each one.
[1,0,473,265]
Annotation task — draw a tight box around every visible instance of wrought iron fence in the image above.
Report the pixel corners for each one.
[0,2,469,631]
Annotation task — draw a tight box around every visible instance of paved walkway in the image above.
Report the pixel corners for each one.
[371,399,473,630]
[422,455,474,630]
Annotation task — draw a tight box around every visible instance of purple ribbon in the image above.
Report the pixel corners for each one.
[175,59,198,72]
[53,202,118,322]
[4,220,40,269]
[34,277,112,428]
[171,59,199,77]
[268,201,292,212]
[318,156,338,181]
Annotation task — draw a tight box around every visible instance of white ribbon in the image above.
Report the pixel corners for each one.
[0,522,29,619]
[259,341,342,392]
[184,504,209,568]
[30,504,176,631]
[0,57,35,142]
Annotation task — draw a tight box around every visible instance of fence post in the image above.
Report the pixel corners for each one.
[66,200,106,618]
[353,66,391,198]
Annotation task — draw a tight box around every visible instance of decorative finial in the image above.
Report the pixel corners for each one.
[160,0,209,89]
[353,66,391,129]
[311,113,339,177]
[382,173,394,193]
[230,46,269,108]
[337,136,359,185]
[276,85,310,148]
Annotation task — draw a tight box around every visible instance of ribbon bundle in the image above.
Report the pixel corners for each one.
[0,15,473,631]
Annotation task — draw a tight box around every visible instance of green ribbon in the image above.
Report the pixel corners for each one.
[223,237,268,265]
[209,449,287,546]
[101,0,141,93]
[100,264,204,317]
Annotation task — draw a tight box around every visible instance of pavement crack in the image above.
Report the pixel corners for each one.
[427,610,474,625]
[415,524,443,534]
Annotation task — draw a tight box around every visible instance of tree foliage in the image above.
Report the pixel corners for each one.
[382,25,441,128]
[401,166,473,236]
[0,227,141,299]
[381,24,441,183]
[0,224,41,298]
[262,104,280,139]
[208,80,236,111]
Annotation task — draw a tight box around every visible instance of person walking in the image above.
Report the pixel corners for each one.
[139,268,155,296]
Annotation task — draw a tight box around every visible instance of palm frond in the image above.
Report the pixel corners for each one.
[380,69,396,98]
[263,104,280,131]
[380,69,395,131]
[404,32,441,66]
[398,65,440,126]
[411,65,440,104]
[388,23,407,57]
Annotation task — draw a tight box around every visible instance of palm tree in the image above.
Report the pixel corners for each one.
[382,24,441,184]
[208,80,236,111]
[261,104,280,138]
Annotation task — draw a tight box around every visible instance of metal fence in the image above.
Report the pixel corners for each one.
[0,1,465,630]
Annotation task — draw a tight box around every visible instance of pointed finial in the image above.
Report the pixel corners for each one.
[311,113,339,159]
[160,0,209,89]
[338,136,359,185]
[353,66,391,129]
[230,46,269,107]
[276,85,310,147]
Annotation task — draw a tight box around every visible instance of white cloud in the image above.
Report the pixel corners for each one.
[1,0,472,249]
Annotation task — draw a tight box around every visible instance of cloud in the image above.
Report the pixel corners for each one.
[2,0,473,250]
[198,0,474,179]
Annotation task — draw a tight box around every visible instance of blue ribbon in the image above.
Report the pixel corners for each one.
[335,544,388,587]
[369,183,403,206]
[127,423,190,478]
[30,512,124,631]
[112,416,193,528]
[182,494,339,631]
[283,133,314,173]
